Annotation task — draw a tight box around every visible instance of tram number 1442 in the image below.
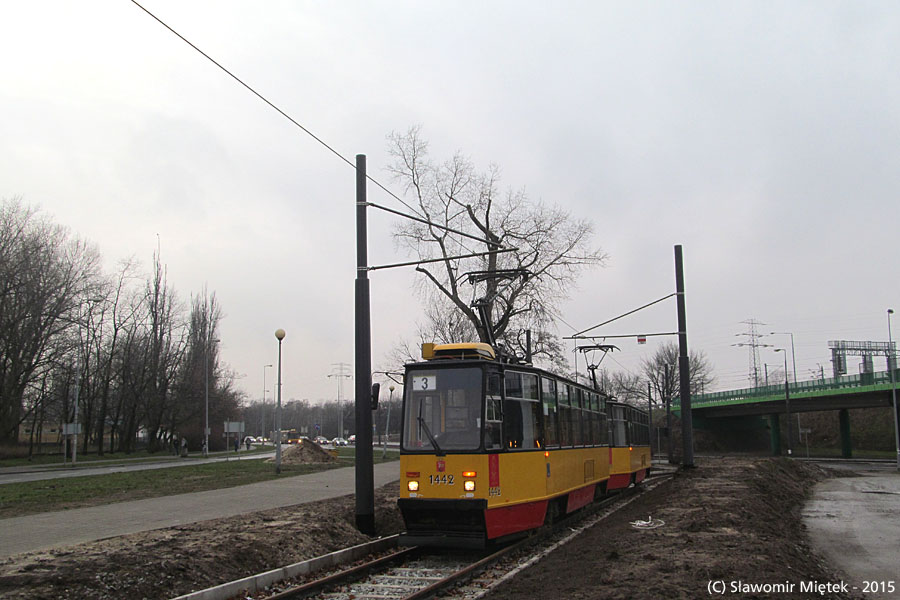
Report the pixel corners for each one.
[429,475,454,485]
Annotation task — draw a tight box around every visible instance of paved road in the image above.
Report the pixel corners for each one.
[803,463,900,595]
[0,461,399,558]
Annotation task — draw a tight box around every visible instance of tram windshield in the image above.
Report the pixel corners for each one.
[402,367,483,453]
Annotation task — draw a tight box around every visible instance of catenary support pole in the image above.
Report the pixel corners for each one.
[769,414,781,455]
[839,408,852,459]
[887,309,899,471]
[665,365,674,464]
[647,381,652,458]
[674,245,694,467]
[355,154,375,535]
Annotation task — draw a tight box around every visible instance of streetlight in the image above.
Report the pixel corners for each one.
[774,348,792,456]
[770,332,797,383]
[204,335,221,457]
[771,330,803,444]
[274,329,285,474]
[888,309,899,471]
[262,364,272,438]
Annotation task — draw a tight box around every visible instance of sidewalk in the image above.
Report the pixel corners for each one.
[0,461,399,558]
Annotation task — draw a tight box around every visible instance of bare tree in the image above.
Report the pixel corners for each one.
[641,341,715,402]
[173,288,238,450]
[387,127,606,365]
[594,369,647,404]
[111,304,151,454]
[2,199,242,456]
[0,198,100,445]
[141,250,186,453]
[89,259,141,454]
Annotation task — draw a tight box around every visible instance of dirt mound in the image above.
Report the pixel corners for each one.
[483,457,860,600]
[0,482,402,600]
[267,441,338,465]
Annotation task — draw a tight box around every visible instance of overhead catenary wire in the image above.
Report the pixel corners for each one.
[568,293,678,339]
[130,0,473,239]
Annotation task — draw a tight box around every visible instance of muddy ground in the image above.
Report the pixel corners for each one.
[481,457,863,600]
[0,456,862,599]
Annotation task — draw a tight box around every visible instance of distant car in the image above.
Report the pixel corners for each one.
[348,435,356,444]
[314,436,329,445]
[332,437,348,446]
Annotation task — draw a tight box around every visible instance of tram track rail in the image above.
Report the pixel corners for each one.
[179,470,674,600]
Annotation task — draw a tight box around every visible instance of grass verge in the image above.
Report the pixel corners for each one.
[0,446,275,468]
[0,448,399,519]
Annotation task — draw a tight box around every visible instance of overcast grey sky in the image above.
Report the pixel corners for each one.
[2,1,898,404]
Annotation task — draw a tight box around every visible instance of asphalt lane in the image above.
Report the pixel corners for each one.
[0,461,399,558]
[802,463,900,594]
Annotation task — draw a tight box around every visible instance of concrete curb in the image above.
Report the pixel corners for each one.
[170,535,399,600]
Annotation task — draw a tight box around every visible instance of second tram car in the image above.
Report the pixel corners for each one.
[398,342,650,548]
[607,402,651,490]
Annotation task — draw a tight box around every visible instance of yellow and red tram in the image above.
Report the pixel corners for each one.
[398,342,650,548]
[607,401,651,490]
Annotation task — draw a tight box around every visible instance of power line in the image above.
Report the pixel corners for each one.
[130,0,425,220]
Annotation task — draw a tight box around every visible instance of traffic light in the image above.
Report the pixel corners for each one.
[371,382,381,410]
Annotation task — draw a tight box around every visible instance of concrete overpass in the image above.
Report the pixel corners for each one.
[673,369,900,456]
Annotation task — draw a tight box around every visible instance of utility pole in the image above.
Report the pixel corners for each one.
[647,381,652,459]
[354,154,375,535]
[674,245,694,468]
[665,365,674,464]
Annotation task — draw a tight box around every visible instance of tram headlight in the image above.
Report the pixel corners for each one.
[464,480,476,492]
[408,480,419,492]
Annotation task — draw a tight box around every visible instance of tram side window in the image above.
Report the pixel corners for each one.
[484,373,502,450]
[631,409,649,445]
[558,384,572,447]
[597,398,609,445]
[571,388,584,446]
[588,393,600,446]
[581,390,593,446]
[503,371,543,450]
[610,405,627,447]
[541,377,559,447]
[598,393,610,445]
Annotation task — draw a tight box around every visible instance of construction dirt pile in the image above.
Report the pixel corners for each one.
[0,456,862,599]
[269,441,338,465]
[482,457,863,600]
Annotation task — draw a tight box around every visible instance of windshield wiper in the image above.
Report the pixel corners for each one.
[417,416,444,457]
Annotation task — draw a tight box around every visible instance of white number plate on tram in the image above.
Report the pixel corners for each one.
[416,374,437,391]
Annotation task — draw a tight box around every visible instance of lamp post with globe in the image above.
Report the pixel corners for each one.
[274,329,285,474]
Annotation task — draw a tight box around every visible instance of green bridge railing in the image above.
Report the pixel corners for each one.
[672,369,900,410]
